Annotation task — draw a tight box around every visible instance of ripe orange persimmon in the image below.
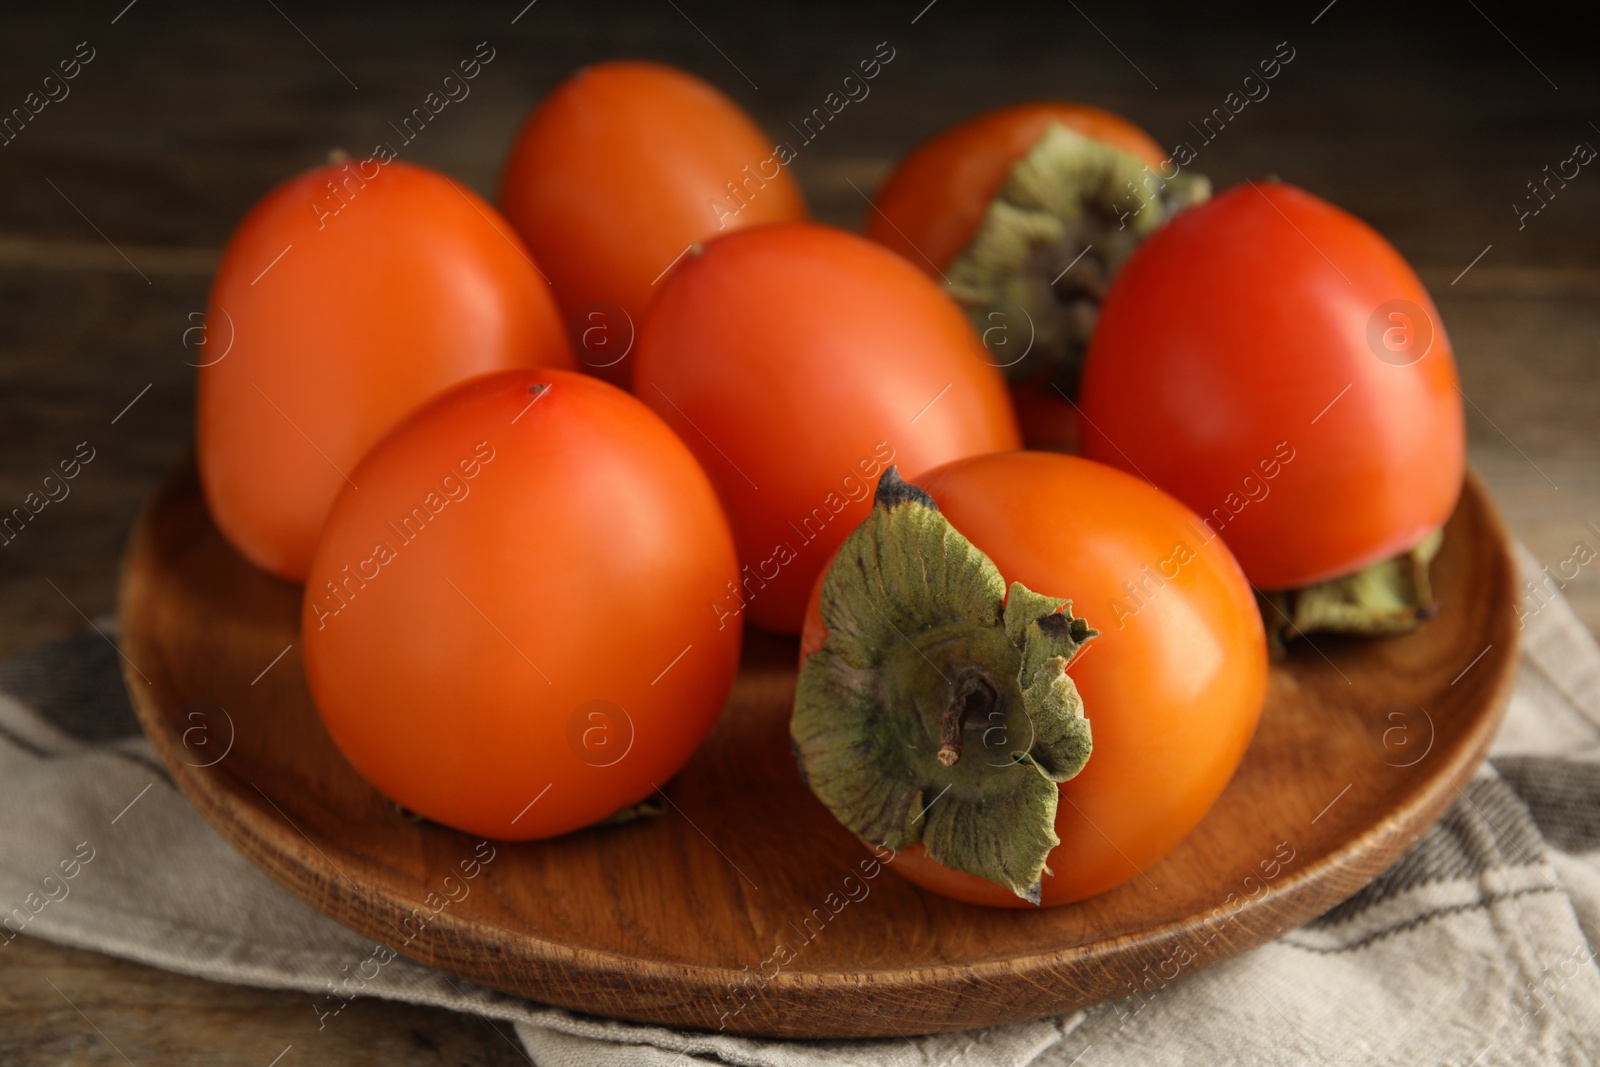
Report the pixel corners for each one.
[867,102,1167,276]
[1080,182,1465,591]
[302,369,741,840]
[500,61,806,386]
[865,103,1200,454]
[796,456,1266,907]
[633,223,1020,634]
[199,160,572,581]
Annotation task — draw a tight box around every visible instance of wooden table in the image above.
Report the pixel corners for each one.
[2,2,1596,1060]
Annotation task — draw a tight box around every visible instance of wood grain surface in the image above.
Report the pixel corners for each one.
[114,460,1517,1038]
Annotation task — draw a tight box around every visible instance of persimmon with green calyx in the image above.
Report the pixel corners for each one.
[794,468,1095,901]
[795,457,1267,908]
[500,61,807,388]
[865,103,1208,450]
[1078,182,1465,644]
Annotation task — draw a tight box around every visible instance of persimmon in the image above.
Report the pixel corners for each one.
[500,61,806,386]
[633,223,1019,634]
[795,457,1266,907]
[1079,181,1464,638]
[865,103,1207,450]
[199,160,572,581]
[302,369,741,840]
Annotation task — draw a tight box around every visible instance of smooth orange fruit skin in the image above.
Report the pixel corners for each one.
[865,102,1167,277]
[634,223,1020,634]
[302,369,741,841]
[802,453,1268,907]
[499,61,807,386]
[1079,182,1465,590]
[198,160,573,582]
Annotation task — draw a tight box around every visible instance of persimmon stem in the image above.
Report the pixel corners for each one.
[938,672,998,768]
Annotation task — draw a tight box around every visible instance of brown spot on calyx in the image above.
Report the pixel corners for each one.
[1036,611,1097,645]
[874,466,937,512]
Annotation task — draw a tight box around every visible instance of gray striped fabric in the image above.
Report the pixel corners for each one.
[3,540,1599,1065]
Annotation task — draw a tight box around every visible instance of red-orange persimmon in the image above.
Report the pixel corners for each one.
[199,160,572,581]
[500,61,806,386]
[798,454,1266,907]
[1080,182,1465,590]
[865,103,1180,454]
[633,223,1020,634]
[302,369,740,840]
[866,102,1166,275]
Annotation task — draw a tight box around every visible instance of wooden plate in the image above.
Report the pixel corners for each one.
[117,461,1518,1038]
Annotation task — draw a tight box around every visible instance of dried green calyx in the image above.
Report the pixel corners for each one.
[946,123,1209,393]
[790,468,1095,902]
[1260,529,1444,656]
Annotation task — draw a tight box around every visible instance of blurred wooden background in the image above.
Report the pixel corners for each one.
[2,1,1596,1061]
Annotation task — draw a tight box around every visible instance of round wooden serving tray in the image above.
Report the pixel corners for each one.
[118,461,1518,1038]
